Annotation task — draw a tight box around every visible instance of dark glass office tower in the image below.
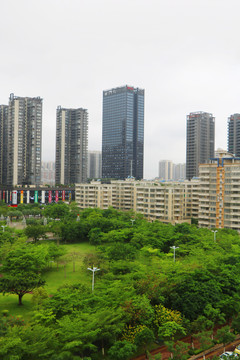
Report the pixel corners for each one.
[102,85,144,180]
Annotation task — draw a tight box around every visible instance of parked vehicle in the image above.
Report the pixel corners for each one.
[234,344,240,355]
[220,352,238,359]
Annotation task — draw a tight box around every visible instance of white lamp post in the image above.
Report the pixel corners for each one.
[87,266,100,292]
[1,225,7,232]
[170,245,179,262]
[212,230,218,242]
[130,219,135,226]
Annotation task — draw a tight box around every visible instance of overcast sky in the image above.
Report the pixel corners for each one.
[1,0,240,179]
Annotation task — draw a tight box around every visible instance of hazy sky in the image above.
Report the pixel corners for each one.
[1,0,240,179]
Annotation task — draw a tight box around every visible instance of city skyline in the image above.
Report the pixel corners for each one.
[1,0,240,179]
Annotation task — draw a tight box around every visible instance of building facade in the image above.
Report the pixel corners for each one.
[41,161,55,185]
[0,105,8,185]
[88,151,102,179]
[102,85,144,180]
[173,163,186,181]
[76,179,198,224]
[186,111,215,180]
[158,160,173,180]
[7,94,42,186]
[55,107,88,185]
[198,150,240,231]
[228,113,240,157]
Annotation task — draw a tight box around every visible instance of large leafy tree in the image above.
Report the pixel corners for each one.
[25,224,47,243]
[0,244,48,305]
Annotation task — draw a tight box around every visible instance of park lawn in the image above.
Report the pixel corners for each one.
[0,293,34,321]
[0,242,96,319]
[43,242,96,294]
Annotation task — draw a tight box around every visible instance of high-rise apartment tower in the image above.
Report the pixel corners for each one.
[88,151,102,179]
[186,111,215,180]
[102,85,144,180]
[55,107,88,185]
[158,160,173,180]
[228,113,240,157]
[0,105,8,185]
[7,94,42,185]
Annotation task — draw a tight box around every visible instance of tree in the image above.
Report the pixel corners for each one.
[0,244,48,305]
[216,326,236,352]
[25,224,47,243]
[193,331,213,360]
[43,203,70,220]
[134,327,155,358]
[108,340,137,360]
[231,314,240,334]
[158,321,186,343]
[170,341,189,360]
[31,287,49,309]
[67,250,82,272]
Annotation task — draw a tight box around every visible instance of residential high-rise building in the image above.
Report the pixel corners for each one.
[186,111,215,180]
[55,107,88,185]
[102,85,144,180]
[0,105,8,185]
[198,149,240,231]
[41,161,55,185]
[158,160,173,180]
[228,113,240,156]
[173,163,186,181]
[88,151,102,179]
[7,94,42,185]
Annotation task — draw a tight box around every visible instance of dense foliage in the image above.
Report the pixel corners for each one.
[1,205,240,359]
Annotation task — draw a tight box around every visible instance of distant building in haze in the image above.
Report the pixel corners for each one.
[102,85,144,180]
[7,93,42,185]
[173,163,186,180]
[158,160,185,181]
[41,161,55,185]
[228,113,240,157]
[186,111,215,180]
[88,151,102,179]
[158,160,173,180]
[55,106,88,185]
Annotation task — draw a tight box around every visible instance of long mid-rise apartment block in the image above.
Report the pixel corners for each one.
[55,106,88,185]
[76,149,240,232]
[76,179,199,224]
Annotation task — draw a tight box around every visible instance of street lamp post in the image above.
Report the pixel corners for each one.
[212,230,218,242]
[87,266,100,292]
[130,219,135,226]
[1,225,7,233]
[170,245,179,262]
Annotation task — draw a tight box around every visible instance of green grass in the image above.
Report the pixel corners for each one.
[0,294,33,321]
[0,242,96,319]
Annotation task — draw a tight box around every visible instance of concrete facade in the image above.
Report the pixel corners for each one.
[186,111,215,180]
[55,107,88,185]
[7,94,42,186]
[76,179,199,224]
[198,150,240,231]
[88,151,102,179]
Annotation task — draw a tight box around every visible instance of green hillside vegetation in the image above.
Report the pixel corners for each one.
[0,204,240,359]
